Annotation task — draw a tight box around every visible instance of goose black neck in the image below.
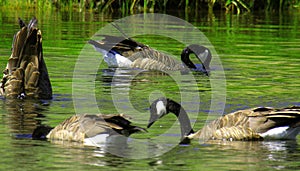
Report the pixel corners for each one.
[181,48,197,69]
[166,99,194,139]
[181,44,211,71]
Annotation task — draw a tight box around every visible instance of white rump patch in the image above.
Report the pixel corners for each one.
[104,53,132,68]
[156,101,166,116]
[260,126,300,140]
[92,44,132,67]
[84,134,109,147]
[115,54,132,67]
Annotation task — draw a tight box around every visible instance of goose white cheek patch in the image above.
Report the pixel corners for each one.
[156,101,166,116]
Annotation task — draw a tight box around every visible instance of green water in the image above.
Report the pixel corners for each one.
[0,8,300,170]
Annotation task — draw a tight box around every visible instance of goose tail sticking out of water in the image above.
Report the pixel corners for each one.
[0,17,52,99]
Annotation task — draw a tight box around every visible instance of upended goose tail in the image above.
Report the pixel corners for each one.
[0,17,52,99]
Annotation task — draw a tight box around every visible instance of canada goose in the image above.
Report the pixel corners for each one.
[88,25,211,74]
[148,97,300,144]
[32,114,146,145]
[0,17,52,99]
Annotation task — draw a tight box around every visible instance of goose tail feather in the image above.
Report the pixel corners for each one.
[0,17,52,99]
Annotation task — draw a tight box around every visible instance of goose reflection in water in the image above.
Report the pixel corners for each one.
[3,99,50,139]
[146,140,298,170]
[99,68,171,88]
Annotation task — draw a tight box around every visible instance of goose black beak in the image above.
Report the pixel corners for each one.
[147,121,155,128]
[147,114,159,128]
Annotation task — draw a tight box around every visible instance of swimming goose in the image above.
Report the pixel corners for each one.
[88,26,211,74]
[32,114,146,145]
[0,17,52,99]
[148,97,300,144]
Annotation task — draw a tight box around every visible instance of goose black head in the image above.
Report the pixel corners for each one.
[32,125,53,140]
[148,97,195,144]
[181,44,211,73]
[148,97,186,128]
[148,97,169,128]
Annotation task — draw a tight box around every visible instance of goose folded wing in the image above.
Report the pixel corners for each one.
[89,35,147,57]
[249,108,300,133]
[130,53,183,71]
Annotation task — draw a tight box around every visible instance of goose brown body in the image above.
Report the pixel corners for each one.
[189,106,300,141]
[89,36,184,70]
[34,114,146,142]
[148,98,300,143]
[0,17,52,99]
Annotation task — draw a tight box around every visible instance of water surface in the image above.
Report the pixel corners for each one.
[0,8,299,170]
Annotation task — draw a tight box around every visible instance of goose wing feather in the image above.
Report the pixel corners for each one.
[89,35,147,58]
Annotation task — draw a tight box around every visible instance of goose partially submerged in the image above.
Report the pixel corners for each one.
[88,25,211,74]
[0,17,52,99]
[148,98,300,144]
[32,114,146,146]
